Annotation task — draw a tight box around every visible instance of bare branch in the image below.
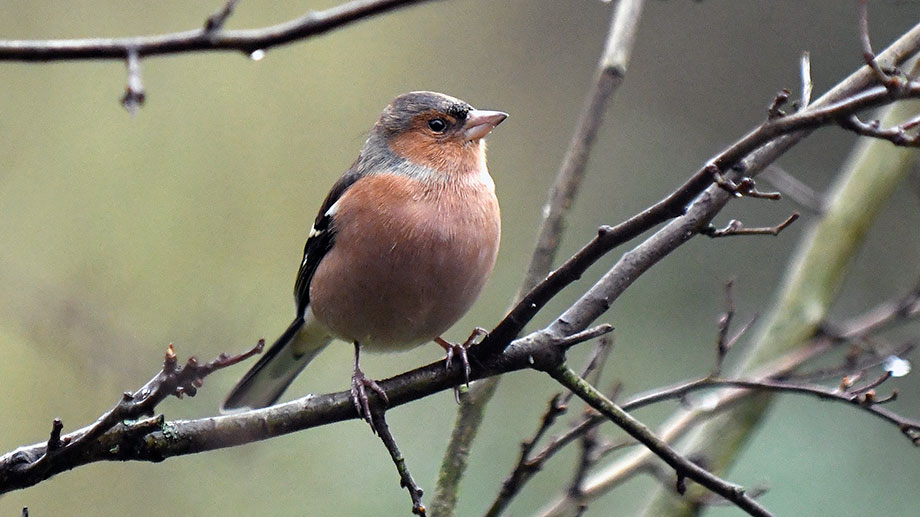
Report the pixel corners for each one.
[833,278,920,338]
[838,114,920,146]
[368,404,426,515]
[857,0,898,88]
[0,341,263,493]
[486,337,614,516]
[0,0,437,61]
[702,212,799,238]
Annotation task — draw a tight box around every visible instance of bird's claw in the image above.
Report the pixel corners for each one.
[350,368,388,434]
[437,327,487,389]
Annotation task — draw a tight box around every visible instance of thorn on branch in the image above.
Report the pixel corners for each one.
[121,48,145,116]
[702,212,799,238]
[204,0,241,34]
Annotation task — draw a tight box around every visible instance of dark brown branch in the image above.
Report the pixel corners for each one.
[485,394,569,517]
[0,322,605,494]
[0,0,436,61]
[494,290,915,510]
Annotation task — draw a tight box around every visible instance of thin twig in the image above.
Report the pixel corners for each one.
[486,337,614,516]
[857,0,896,87]
[205,0,242,33]
[838,114,920,146]
[702,213,799,238]
[833,278,920,338]
[714,280,736,375]
[368,404,426,515]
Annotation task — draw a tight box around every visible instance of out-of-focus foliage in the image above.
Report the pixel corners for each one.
[0,1,918,515]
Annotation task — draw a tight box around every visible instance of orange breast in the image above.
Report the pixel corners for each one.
[308,172,500,350]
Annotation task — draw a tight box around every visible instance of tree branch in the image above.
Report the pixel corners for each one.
[0,0,437,61]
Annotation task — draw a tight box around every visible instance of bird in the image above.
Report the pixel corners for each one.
[222,91,506,431]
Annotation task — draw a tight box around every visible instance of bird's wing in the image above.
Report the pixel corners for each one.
[293,166,363,317]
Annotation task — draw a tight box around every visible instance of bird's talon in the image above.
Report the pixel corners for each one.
[351,369,387,433]
[437,328,485,387]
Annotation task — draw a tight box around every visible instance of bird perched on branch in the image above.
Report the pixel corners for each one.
[222,91,507,431]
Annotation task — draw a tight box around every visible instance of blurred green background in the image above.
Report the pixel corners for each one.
[1,1,919,515]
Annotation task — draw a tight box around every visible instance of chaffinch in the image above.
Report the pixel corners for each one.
[222,91,507,430]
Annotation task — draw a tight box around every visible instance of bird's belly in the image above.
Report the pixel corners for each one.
[308,193,499,351]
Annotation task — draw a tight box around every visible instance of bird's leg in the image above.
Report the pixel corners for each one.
[435,327,487,387]
[350,341,388,434]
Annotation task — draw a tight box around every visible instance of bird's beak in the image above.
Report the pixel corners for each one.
[463,109,508,141]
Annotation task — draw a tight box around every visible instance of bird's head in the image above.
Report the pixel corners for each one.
[374,91,507,177]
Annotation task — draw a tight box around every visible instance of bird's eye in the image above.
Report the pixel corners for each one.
[427,118,448,133]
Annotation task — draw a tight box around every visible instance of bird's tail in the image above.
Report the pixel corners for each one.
[222,316,331,412]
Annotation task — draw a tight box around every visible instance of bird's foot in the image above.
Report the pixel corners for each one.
[351,367,388,434]
[436,327,487,389]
